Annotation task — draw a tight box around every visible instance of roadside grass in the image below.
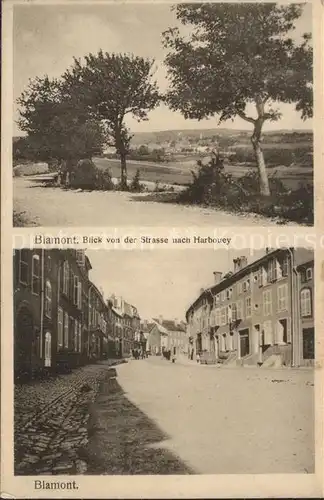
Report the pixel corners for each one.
[13,210,36,227]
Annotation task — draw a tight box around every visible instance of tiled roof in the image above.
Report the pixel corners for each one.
[140,322,155,333]
[152,318,186,333]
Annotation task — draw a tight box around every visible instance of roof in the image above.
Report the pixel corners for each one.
[294,248,314,268]
[151,320,169,335]
[111,307,123,318]
[152,318,186,333]
[140,321,155,333]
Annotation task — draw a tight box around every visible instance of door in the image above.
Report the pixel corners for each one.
[44,332,52,367]
[303,328,314,360]
[15,307,34,379]
[239,329,250,357]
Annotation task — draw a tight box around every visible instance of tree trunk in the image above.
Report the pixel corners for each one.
[251,121,270,197]
[120,153,127,190]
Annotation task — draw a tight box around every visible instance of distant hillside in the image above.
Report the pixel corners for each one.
[131,128,313,146]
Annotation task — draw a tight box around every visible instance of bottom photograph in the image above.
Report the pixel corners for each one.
[13,247,315,476]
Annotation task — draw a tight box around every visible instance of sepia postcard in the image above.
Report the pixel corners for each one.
[1,0,324,498]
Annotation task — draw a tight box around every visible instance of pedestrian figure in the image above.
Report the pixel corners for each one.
[196,352,200,363]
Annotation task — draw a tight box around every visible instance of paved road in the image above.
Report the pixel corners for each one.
[93,357,314,474]
[13,177,297,227]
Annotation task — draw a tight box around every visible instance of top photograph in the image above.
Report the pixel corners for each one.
[12,2,313,228]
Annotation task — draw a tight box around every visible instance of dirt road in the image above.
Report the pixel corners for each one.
[86,358,314,474]
[13,177,296,227]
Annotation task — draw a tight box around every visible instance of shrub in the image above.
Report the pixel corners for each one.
[130,169,145,192]
[178,155,313,225]
[69,159,114,191]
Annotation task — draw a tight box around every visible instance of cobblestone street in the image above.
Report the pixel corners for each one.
[14,361,124,475]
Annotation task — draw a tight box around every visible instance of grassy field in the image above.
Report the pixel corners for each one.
[94,156,313,191]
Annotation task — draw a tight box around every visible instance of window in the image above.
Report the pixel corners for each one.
[237,282,243,295]
[220,290,226,301]
[32,254,40,295]
[74,320,78,352]
[243,279,250,292]
[77,281,82,309]
[277,284,288,312]
[263,290,272,316]
[226,288,233,300]
[215,308,221,326]
[267,259,277,283]
[246,297,252,318]
[232,303,237,321]
[45,280,52,318]
[221,307,228,326]
[301,288,312,317]
[237,300,243,320]
[306,268,313,281]
[64,312,69,348]
[63,261,69,295]
[47,255,51,272]
[19,249,29,284]
[76,250,85,268]
[258,268,264,287]
[278,256,288,278]
[73,276,78,305]
[263,320,273,345]
[57,307,64,348]
[215,294,220,304]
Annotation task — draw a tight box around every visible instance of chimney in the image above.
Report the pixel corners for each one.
[233,256,247,272]
[213,271,222,284]
[159,315,163,325]
[240,256,248,268]
[233,257,241,273]
[143,319,148,329]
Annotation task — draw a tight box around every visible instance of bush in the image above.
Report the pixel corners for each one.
[178,155,313,225]
[69,159,114,191]
[129,169,145,192]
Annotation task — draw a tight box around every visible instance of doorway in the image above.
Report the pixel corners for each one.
[303,328,314,360]
[15,307,34,379]
[239,329,250,357]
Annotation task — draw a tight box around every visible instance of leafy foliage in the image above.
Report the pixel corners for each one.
[163,3,313,195]
[129,169,145,192]
[62,52,160,186]
[69,159,114,191]
[179,156,313,224]
[17,76,104,164]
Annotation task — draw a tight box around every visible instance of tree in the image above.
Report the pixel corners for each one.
[163,4,313,196]
[62,51,160,188]
[17,76,105,166]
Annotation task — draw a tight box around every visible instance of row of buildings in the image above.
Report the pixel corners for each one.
[141,317,187,356]
[186,248,315,367]
[14,249,142,380]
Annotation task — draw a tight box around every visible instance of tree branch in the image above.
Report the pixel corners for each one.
[237,111,256,124]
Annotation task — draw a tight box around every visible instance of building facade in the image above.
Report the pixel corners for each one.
[186,248,314,367]
[14,249,142,380]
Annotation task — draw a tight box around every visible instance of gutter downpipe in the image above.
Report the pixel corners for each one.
[288,248,299,367]
[88,284,94,358]
[40,249,45,363]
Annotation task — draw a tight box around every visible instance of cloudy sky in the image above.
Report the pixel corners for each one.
[86,248,265,321]
[13,2,313,136]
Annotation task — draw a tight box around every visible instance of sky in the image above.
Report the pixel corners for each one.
[86,248,265,321]
[13,2,313,136]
